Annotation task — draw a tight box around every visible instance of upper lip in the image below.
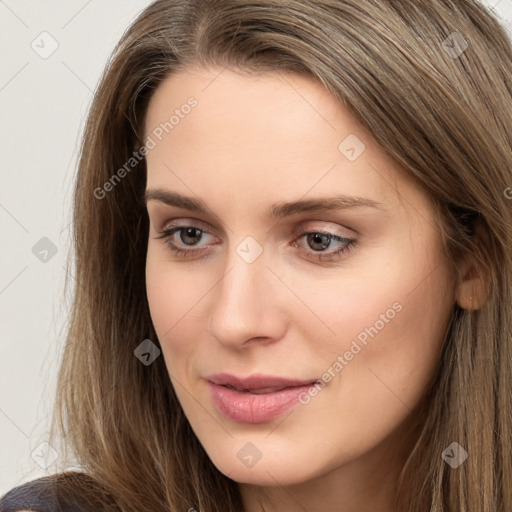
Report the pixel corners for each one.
[206,373,319,392]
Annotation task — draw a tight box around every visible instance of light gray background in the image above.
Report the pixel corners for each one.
[1,0,511,495]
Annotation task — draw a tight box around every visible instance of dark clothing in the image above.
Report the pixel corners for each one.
[0,472,118,512]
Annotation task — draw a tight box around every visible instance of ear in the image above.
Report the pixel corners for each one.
[455,219,490,311]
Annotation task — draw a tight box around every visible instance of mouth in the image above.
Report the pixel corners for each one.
[205,373,320,423]
[207,373,319,390]
[221,384,294,394]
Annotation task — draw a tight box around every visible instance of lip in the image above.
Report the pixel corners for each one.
[205,373,320,423]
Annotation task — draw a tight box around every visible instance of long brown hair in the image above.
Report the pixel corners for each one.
[48,1,512,510]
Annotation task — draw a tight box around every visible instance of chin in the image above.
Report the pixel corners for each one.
[202,438,326,487]
[219,460,312,487]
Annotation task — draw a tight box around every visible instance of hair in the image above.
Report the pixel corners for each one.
[46,1,512,511]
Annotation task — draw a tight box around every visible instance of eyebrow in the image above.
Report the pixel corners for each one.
[144,189,385,218]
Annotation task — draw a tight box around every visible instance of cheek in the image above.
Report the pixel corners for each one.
[146,258,184,346]
[288,257,454,466]
[304,231,453,391]
[146,262,173,335]
[318,243,453,419]
[145,256,213,366]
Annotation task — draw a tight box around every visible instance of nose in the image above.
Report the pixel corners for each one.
[207,245,287,350]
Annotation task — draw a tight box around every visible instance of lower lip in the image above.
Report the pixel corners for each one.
[207,381,316,423]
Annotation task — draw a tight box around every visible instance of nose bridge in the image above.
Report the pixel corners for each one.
[208,238,284,347]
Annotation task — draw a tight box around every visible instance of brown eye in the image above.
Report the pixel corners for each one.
[155,225,214,257]
[293,229,356,262]
[179,227,204,246]
[306,233,333,251]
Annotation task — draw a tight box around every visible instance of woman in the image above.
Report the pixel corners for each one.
[1,0,511,511]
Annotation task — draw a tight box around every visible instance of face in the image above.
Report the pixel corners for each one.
[144,66,456,489]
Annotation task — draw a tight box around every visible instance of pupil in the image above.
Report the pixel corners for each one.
[182,228,202,245]
[308,233,330,251]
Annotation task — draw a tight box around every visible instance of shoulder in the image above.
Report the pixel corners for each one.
[0,471,119,512]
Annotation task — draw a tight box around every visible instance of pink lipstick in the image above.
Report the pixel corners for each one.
[206,373,319,423]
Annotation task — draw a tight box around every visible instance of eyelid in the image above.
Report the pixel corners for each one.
[159,217,218,236]
[156,218,355,242]
[155,218,357,264]
[295,221,355,237]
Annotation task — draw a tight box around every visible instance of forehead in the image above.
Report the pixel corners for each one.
[145,66,344,128]
[143,66,424,219]
[146,66,352,162]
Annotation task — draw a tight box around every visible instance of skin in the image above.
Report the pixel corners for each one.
[144,66,463,512]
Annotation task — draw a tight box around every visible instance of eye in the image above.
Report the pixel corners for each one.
[292,228,356,262]
[154,225,215,257]
[154,223,356,262]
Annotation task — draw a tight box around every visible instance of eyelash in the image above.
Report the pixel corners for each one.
[154,225,356,262]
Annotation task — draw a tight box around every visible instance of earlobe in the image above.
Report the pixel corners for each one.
[456,289,476,311]
[455,217,491,311]
[455,253,490,311]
